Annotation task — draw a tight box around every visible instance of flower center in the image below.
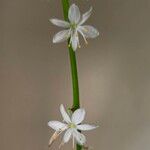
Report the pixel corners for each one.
[68,123,76,129]
[70,23,77,30]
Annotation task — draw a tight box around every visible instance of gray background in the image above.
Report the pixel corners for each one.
[0,0,150,150]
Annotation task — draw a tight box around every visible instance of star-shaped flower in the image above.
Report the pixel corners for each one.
[48,104,98,148]
[50,4,99,51]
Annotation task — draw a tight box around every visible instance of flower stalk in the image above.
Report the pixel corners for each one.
[61,0,80,116]
[61,0,81,149]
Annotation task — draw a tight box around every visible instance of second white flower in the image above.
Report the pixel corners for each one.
[48,104,98,148]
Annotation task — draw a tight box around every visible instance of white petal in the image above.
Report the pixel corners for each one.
[53,29,70,43]
[50,18,70,28]
[71,108,85,125]
[79,7,93,25]
[77,124,98,131]
[63,128,73,143]
[73,130,86,145]
[48,121,67,131]
[60,104,71,123]
[69,4,81,24]
[70,31,79,51]
[78,25,99,38]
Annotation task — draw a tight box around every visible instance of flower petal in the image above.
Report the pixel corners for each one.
[79,7,93,25]
[73,130,86,145]
[53,29,70,43]
[60,104,71,123]
[71,108,85,124]
[48,121,67,131]
[70,31,79,51]
[77,124,99,131]
[78,25,99,38]
[69,4,81,24]
[50,18,70,28]
[63,128,73,143]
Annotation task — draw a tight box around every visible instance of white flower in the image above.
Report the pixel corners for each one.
[48,104,98,148]
[50,4,99,51]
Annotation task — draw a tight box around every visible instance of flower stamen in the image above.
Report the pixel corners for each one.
[73,136,75,149]
[59,142,64,149]
[48,127,67,147]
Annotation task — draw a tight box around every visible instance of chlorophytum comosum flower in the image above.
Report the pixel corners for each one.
[50,4,99,51]
[48,104,98,148]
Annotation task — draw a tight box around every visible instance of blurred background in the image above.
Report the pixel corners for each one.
[1,0,150,150]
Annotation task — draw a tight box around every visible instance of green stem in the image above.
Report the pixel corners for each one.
[61,0,82,150]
